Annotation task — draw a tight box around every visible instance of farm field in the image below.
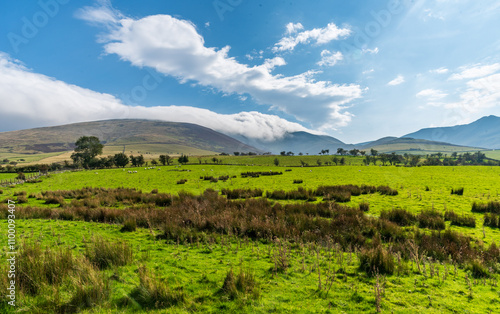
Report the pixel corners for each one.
[1,159,500,312]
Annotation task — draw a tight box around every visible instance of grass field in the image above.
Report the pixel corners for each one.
[1,159,500,312]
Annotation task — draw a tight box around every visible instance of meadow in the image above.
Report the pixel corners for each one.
[1,157,500,313]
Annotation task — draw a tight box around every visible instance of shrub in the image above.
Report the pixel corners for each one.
[451,187,464,195]
[418,210,445,230]
[151,189,158,194]
[468,260,490,278]
[380,208,416,226]
[472,201,500,214]
[359,245,395,276]
[67,267,110,311]
[121,219,137,232]
[444,210,476,227]
[221,188,263,199]
[16,195,28,204]
[377,185,398,196]
[129,266,185,309]
[44,195,65,206]
[85,237,133,270]
[484,213,500,228]
[176,179,187,185]
[293,179,303,184]
[359,202,370,212]
[222,269,259,300]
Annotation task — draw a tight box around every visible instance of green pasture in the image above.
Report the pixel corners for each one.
[2,161,500,312]
[1,219,499,313]
[3,163,500,243]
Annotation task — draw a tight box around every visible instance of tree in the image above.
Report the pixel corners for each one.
[151,159,158,166]
[159,154,173,166]
[349,149,360,156]
[130,155,145,167]
[274,158,280,166]
[339,157,345,165]
[337,148,346,155]
[370,149,378,156]
[234,152,240,156]
[280,151,286,156]
[113,153,129,168]
[71,136,104,168]
[332,156,339,165]
[178,155,189,164]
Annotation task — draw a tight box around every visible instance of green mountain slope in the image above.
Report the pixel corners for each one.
[0,119,260,156]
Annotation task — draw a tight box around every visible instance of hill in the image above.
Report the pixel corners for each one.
[359,137,482,154]
[0,119,261,159]
[236,131,353,155]
[403,115,500,149]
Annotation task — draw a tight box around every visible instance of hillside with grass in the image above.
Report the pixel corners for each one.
[0,119,261,157]
[403,115,500,149]
[360,137,483,154]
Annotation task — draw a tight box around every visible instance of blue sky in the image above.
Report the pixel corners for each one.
[1,0,500,143]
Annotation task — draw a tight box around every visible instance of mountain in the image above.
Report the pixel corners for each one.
[358,137,481,154]
[0,119,261,156]
[236,131,353,155]
[402,115,500,149]
[356,137,398,150]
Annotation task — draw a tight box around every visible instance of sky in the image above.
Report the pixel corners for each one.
[0,0,500,144]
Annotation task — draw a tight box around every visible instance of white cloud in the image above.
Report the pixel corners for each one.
[362,47,379,54]
[273,22,351,52]
[430,67,448,74]
[0,52,320,141]
[78,4,362,130]
[317,50,343,67]
[285,22,304,35]
[445,72,500,112]
[362,69,374,75]
[387,75,405,86]
[416,88,448,100]
[449,63,500,80]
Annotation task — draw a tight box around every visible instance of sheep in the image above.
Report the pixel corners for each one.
[95,172,98,174]
[133,171,138,173]
[128,171,132,173]
[157,168,161,171]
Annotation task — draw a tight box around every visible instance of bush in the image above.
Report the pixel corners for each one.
[444,210,476,228]
[359,245,395,276]
[484,213,500,228]
[176,179,187,185]
[359,202,370,212]
[377,185,398,196]
[293,179,303,184]
[380,208,416,226]
[222,269,259,300]
[418,210,445,230]
[472,201,500,214]
[221,188,263,199]
[121,219,137,232]
[85,237,133,269]
[44,195,65,206]
[16,195,28,204]
[451,187,464,195]
[129,266,185,309]
[468,260,490,278]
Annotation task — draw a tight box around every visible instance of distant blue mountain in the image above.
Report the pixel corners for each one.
[403,115,500,149]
